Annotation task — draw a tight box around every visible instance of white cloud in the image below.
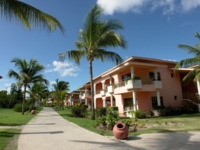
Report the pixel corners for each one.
[151,0,175,15]
[163,59,176,62]
[97,0,199,15]
[97,0,148,14]
[181,0,200,11]
[45,60,80,77]
[5,83,11,87]
[50,81,56,85]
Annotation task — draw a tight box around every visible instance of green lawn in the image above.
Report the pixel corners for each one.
[56,107,112,135]
[0,107,43,149]
[56,107,200,137]
[0,129,20,150]
[0,107,43,126]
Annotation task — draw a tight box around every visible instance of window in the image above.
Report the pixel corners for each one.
[122,73,131,81]
[149,72,161,80]
[151,97,163,108]
[124,98,133,110]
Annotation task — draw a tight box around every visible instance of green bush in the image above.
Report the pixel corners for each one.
[13,103,30,112]
[95,106,119,130]
[96,107,107,118]
[71,103,87,118]
[181,100,198,114]
[106,110,119,129]
[144,110,154,118]
[109,106,119,111]
[135,110,146,119]
[121,119,132,128]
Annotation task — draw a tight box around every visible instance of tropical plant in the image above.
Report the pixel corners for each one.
[175,32,200,84]
[7,58,48,115]
[58,4,126,120]
[0,0,64,33]
[50,79,70,107]
[52,79,70,91]
[27,83,49,107]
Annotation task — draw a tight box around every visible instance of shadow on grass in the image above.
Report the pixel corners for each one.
[0,130,64,137]
[59,114,73,117]
[0,123,23,126]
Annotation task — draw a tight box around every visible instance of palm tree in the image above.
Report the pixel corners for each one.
[27,83,49,107]
[51,79,70,107]
[52,79,70,91]
[175,32,200,84]
[0,0,64,33]
[8,58,48,115]
[58,4,126,120]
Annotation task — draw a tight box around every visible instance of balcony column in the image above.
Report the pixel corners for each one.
[157,90,161,106]
[101,81,105,90]
[94,98,97,109]
[85,98,88,105]
[132,91,137,111]
[109,76,112,85]
[154,69,158,80]
[131,66,134,78]
[84,87,87,104]
[110,95,113,106]
[94,83,96,95]
[197,80,200,95]
[102,97,106,107]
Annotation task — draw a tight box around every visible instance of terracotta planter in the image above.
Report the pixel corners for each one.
[31,110,36,114]
[113,122,129,140]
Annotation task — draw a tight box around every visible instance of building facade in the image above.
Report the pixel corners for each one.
[67,56,198,116]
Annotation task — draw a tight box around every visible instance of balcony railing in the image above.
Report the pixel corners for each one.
[95,78,162,95]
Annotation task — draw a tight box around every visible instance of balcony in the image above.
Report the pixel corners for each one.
[153,80,162,89]
[125,79,142,90]
[107,85,114,93]
[100,90,106,96]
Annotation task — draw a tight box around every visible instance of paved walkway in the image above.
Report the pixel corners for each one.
[18,107,200,150]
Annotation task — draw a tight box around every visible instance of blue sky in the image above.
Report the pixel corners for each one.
[0,0,200,93]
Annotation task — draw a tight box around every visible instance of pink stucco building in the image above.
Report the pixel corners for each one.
[67,56,198,116]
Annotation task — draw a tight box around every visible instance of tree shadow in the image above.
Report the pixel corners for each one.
[70,139,145,150]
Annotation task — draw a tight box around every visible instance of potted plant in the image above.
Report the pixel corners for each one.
[125,76,140,83]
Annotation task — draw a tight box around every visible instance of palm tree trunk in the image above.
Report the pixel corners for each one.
[89,60,95,120]
[22,86,26,115]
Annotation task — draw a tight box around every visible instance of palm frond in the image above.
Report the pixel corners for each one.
[177,44,200,56]
[95,49,123,65]
[58,50,85,65]
[0,0,64,33]
[175,57,200,69]
[182,69,198,84]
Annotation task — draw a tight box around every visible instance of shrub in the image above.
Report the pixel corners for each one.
[13,103,30,112]
[95,106,119,130]
[71,103,87,118]
[109,106,119,111]
[144,110,154,118]
[96,107,107,118]
[106,107,119,129]
[135,110,146,119]
[121,119,132,128]
[181,100,198,114]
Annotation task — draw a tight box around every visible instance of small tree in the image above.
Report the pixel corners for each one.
[8,58,48,115]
